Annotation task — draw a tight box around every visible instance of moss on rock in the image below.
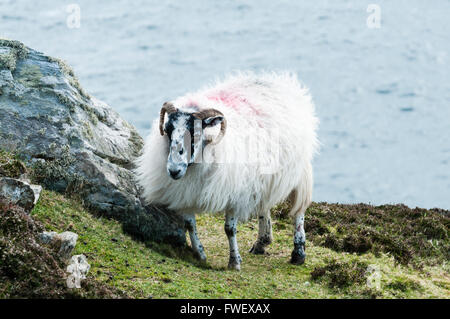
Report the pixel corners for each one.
[46,56,90,100]
[0,39,28,72]
[18,64,43,88]
[0,150,27,178]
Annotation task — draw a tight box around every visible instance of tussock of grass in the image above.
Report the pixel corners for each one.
[386,277,423,292]
[311,259,368,288]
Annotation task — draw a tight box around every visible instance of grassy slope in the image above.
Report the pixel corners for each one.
[31,190,449,299]
[2,150,448,298]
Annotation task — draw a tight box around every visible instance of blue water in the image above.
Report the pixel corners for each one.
[1,0,449,209]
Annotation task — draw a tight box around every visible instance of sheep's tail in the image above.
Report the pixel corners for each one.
[288,162,313,218]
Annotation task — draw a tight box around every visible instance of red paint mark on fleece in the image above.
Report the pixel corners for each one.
[184,99,199,108]
[207,90,263,116]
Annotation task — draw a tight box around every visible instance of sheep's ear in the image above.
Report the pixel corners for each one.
[202,116,223,128]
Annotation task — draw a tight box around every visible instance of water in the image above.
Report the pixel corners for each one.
[1,0,449,209]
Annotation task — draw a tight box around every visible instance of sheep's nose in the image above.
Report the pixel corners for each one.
[169,169,181,178]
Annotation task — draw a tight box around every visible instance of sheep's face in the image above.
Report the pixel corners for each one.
[164,111,223,180]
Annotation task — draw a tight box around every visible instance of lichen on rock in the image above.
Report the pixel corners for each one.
[0,38,28,72]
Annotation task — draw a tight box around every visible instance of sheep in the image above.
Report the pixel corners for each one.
[135,72,319,270]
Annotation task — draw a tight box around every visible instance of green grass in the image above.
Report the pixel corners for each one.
[1,149,448,298]
[30,190,449,299]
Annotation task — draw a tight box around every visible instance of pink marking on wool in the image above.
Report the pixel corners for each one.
[184,99,199,108]
[207,90,263,116]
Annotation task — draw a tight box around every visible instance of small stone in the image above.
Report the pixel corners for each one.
[59,231,78,258]
[0,177,40,213]
[39,231,58,244]
[39,230,78,259]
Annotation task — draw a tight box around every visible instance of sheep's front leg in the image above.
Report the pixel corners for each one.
[290,213,306,265]
[249,213,273,254]
[184,215,206,261]
[225,213,242,270]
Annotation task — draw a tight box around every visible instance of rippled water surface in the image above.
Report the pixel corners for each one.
[1,0,449,208]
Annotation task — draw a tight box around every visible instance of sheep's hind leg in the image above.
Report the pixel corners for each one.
[249,212,272,255]
[291,213,306,265]
[225,213,242,270]
[184,215,206,261]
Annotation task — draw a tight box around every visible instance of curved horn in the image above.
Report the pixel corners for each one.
[192,109,227,145]
[159,102,178,135]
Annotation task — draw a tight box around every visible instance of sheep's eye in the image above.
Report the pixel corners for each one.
[179,149,184,155]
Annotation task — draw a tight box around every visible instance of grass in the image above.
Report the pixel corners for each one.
[29,190,449,299]
[1,150,449,298]
[0,195,124,298]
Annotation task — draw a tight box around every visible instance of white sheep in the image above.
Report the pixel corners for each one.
[136,72,319,270]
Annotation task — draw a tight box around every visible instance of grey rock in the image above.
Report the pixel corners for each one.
[59,231,78,258]
[0,177,39,212]
[0,39,185,246]
[40,230,78,259]
[39,231,58,244]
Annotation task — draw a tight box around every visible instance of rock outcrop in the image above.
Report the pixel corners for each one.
[0,39,185,245]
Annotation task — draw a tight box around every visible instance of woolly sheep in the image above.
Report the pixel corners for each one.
[136,72,319,270]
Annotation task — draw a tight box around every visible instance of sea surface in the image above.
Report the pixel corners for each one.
[1,0,449,209]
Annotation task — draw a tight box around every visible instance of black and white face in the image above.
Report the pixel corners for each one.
[164,112,223,180]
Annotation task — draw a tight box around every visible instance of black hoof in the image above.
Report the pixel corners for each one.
[249,244,265,255]
[193,250,206,261]
[228,255,242,271]
[290,251,306,265]
[228,262,241,271]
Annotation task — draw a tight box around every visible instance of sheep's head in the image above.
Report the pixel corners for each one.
[159,102,226,180]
